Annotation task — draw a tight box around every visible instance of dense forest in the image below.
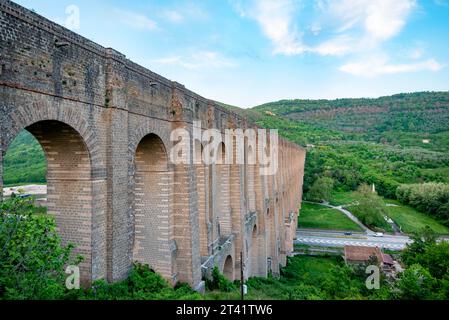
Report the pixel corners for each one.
[254,92,449,149]
[2,131,46,186]
[248,92,449,227]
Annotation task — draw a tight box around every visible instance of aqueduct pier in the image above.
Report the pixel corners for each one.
[0,0,306,289]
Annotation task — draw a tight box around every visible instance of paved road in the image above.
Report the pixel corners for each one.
[295,228,412,250]
[3,184,46,197]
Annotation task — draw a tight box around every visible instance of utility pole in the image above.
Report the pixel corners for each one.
[240,251,244,300]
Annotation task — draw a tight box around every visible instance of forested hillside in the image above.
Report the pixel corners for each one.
[2,131,46,186]
[254,91,449,152]
[250,92,449,189]
[250,91,449,227]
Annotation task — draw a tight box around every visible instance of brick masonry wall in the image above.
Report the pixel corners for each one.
[0,0,306,288]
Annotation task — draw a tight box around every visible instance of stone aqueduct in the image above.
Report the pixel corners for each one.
[0,1,306,289]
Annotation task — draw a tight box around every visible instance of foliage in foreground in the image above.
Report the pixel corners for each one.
[205,267,235,293]
[246,255,391,300]
[79,263,201,300]
[394,228,449,299]
[3,198,449,300]
[0,198,200,300]
[0,197,80,299]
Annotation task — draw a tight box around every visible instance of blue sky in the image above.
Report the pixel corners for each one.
[14,0,449,107]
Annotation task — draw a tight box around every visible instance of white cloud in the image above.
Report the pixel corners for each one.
[254,0,306,55]
[311,35,353,56]
[324,0,417,48]
[230,0,306,55]
[232,0,416,56]
[163,10,183,23]
[151,51,236,70]
[309,22,322,36]
[340,56,444,77]
[230,0,445,77]
[364,0,416,40]
[160,3,209,24]
[115,9,158,31]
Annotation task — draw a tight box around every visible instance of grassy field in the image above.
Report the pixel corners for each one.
[298,203,363,231]
[383,199,449,235]
[329,191,360,206]
[329,191,449,235]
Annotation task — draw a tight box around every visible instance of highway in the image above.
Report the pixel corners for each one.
[295,229,413,250]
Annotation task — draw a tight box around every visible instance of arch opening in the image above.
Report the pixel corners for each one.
[215,142,231,236]
[132,133,174,280]
[195,141,210,257]
[223,255,234,281]
[245,138,256,213]
[251,225,259,276]
[2,120,94,283]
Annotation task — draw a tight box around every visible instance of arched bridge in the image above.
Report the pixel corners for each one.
[0,0,306,289]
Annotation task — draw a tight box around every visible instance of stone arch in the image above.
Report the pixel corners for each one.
[2,118,99,284]
[216,141,231,235]
[245,138,256,213]
[267,200,276,273]
[131,132,175,282]
[128,120,171,165]
[195,141,210,257]
[223,255,234,281]
[0,97,107,284]
[251,224,259,276]
[217,141,226,165]
[1,103,102,176]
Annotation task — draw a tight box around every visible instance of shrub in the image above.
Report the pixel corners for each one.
[83,263,201,300]
[350,184,390,231]
[205,267,235,292]
[394,264,437,300]
[0,197,81,300]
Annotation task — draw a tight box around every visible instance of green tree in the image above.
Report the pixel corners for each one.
[395,264,436,300]
[0,197,82,299]
[401,226,437,266]
[396,183,449,225]
[351,184,390,231]
[306,176,334,202]
[419,242,449,279]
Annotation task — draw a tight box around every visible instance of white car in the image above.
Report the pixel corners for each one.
[373,232,384,237]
